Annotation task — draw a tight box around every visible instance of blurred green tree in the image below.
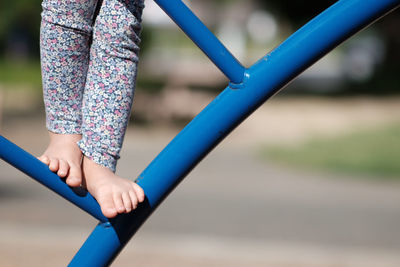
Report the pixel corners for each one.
[0,0,42,59]
[0,0,398,92]
[264,0,399,94]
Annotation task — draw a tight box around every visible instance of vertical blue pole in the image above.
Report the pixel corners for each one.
[69,0,400,266]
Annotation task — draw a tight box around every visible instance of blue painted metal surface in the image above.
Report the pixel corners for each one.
[154,0,245,84]
[69,202,152,266]
[0,135,108,222]
[69,222,121,267]
[138,0,400,210]
[68,0,400,266]
[0,0,398,266]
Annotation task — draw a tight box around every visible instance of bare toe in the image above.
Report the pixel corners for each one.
[66,163,82,187]
[122,192,132,213]
[49,157,59,172]
[97,191,117,218]
[57,160,69,178]
[113,193,126,214]
[132,183,145,203]
[38,155,50,165]
[128,190,139,209]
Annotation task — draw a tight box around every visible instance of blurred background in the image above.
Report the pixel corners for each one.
[0,0,400,266]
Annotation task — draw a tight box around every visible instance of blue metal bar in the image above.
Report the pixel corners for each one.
[68,222,121,266]
[69,0,400,266]
[139,0,400,209]
[0,135,108,222]
[154,0,245,84]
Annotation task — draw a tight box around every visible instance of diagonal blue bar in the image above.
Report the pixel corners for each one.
[0,135,108,222]
[69,0,400,266]
[154,0,245,84]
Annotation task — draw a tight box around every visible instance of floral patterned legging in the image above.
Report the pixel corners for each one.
[40,0,144,172]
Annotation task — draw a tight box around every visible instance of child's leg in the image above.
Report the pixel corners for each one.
[78,0,145,218]
[39,0,100,186]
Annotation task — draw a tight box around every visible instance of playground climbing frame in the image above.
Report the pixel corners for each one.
[0,0,399,266]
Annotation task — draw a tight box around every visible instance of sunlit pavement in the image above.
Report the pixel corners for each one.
[1,111,400,266]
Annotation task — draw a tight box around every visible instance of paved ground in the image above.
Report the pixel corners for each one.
[1,98,400,266]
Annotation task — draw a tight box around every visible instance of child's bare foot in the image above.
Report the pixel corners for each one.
[82,156,145,218]
[38,132,83,187]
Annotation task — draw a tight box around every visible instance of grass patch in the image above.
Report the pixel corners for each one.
[261,124,400,179]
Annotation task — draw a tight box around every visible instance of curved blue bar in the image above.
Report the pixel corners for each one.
[248,0,399,90]
[154,0,245,84]
[68,222,121,267]
[69,0,399,265]
[138,0,400,208]
[0,135,108,222]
